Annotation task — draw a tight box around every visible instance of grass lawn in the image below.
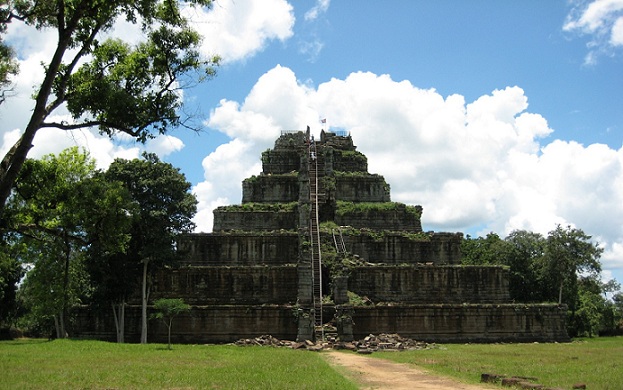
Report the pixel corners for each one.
[0,339,357,389]
[374,336,623,390]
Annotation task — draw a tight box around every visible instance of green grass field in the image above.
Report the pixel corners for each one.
[1,337,622,389]
[0,339,357,389]
[374,337,623,390]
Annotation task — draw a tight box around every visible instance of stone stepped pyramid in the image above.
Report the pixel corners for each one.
[75,129,569,344]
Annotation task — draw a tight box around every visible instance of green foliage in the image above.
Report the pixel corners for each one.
[0,0,220,212]
[545,225,603,305]
[335,201,420,219]
[572,287,605,337]
[462,226,618,336]
[461,232,510,265]
[7,148,102,337]
[105,153,197,263]
[218,202,297,213]
[104,153,197,343]
[0,235,25,330]
[152,298,191,349]
[338,150,367,162]
[347,291,372,306]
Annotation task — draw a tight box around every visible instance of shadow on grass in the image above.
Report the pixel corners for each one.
[154,346,175,351]
[1,338,52,346]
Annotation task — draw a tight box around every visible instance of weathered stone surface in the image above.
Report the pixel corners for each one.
[242,174,299,203]
[334,175,390,202]
[74,305,299,344]
[350,304,569,343]
[335,205,422,231]
[342,232,462,265]
[177,232,298,266]
[151,266,299,305]
[74,130,569,344]
[213,209,297,231]
[348,265,510,304]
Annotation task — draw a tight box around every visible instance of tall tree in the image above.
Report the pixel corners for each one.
[461,232,510,266]
[0,0,219,214]
[81,171,137,343]
[0,231,25,335]
[9,148,98,337]
[105,153,196,344]
[504,230,546,302]
[544,225,603,305]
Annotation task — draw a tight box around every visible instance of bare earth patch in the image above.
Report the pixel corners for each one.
[323,350,496,390]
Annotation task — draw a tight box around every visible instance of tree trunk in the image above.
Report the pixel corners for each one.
[112,303,119,342]
[60,237,71,339]
[54,315,61,339]
[112,300,126,343]
[120,299,125,343]
[0,31,74,212]
[140,259,150,344]
[167,318,172,350]
[59,311,66,339]
[558,280,563,304]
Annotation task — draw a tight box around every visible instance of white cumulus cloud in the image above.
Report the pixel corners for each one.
[0,0,292,172]
[564,0,623,63]
[184,0,295,63]
[195,65,623,279]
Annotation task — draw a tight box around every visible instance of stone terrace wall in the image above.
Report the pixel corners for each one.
[242,174,299,203]
[151,266,299,305]
[330,150,367,173]
[74,305,299,344]
[342,232,462,265]
[177,233,299,266]
[213,209,297,231]
[335,205,422,232]
[348,265,510,304]
[351,304,570,343]
[334,175,391,202]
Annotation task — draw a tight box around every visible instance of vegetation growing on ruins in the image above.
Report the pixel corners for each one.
[319,221,431,243]
[337,150,367,163]
[217,202,298,213]
[333,171,384,178]
[244,172,298,184]
[335,201,420,218]
[347,291,372,306]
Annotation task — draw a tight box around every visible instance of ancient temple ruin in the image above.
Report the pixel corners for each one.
[77,129,569,343]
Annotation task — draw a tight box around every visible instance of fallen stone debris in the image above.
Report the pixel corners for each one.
[234,333,437,353]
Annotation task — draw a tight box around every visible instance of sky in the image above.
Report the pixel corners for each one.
[1,0,623,287]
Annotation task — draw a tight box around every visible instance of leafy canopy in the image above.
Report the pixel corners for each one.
[0,0,219,213]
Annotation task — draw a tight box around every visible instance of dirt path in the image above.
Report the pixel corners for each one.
[323,350,496,390]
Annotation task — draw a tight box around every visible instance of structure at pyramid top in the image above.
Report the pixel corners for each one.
[213,128,423,234]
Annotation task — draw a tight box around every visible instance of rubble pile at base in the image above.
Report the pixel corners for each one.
[234,334,294,348]
[351,333,435,352]
[234,333,436,352]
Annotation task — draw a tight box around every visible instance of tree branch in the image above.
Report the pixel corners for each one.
[46,22,104,114]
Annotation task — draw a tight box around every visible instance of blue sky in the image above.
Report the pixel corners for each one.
[2,0,623,286]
